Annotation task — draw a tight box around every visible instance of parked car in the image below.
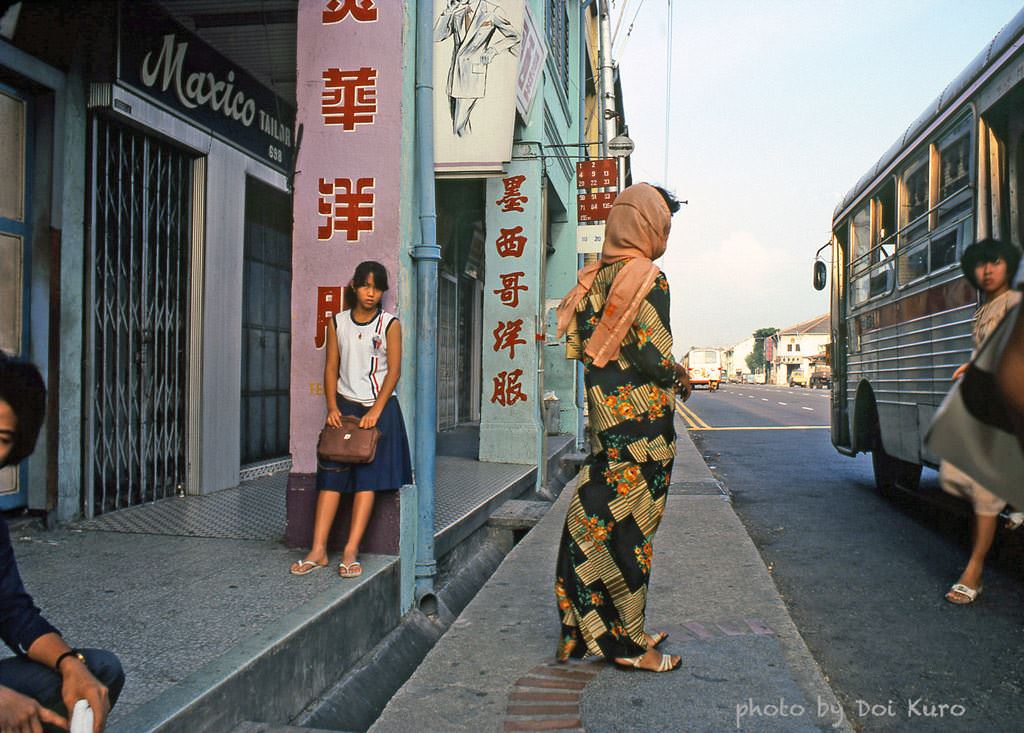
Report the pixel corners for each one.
[809,366,832,389]
[788,370,807,388]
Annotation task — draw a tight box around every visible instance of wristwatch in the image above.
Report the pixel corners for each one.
[55,648,86,672]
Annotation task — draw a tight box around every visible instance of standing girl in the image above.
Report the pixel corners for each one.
[941,238,1022,604]
[290,261,413,578]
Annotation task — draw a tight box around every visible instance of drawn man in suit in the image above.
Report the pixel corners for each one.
[435,0,521,137]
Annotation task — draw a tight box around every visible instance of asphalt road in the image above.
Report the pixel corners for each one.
[680,382,1024,732]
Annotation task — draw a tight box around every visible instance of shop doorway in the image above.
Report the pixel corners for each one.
[436,181,485,432]
[85,116,194,515]
[0,84,30,509]
[240,178,292,465]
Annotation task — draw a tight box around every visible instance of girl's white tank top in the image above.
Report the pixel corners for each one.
[334,308,398,406]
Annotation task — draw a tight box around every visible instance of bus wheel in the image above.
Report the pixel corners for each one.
[871,437,921,497]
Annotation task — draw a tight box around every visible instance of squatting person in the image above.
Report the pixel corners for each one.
[0,351,125,732]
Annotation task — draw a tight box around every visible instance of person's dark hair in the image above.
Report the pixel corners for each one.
[651,185,681,215]
[0,351,46,468]
[960,238,1022,290]
[343,261,391,310]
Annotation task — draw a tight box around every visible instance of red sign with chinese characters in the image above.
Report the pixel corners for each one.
[576,159,618,189]
[577,191,617,223]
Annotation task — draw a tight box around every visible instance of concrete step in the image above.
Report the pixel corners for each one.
[111,559,402,733]
[295,530,514,731]
[230,723,353,733]
[559,450,589,469]
[486,499,550,530]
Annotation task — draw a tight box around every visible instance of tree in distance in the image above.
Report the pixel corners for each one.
[745,327,779,373]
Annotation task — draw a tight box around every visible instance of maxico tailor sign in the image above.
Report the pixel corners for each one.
[117,1,295,174]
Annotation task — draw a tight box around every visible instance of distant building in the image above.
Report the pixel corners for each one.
[723,336,757,381]
[768,314,829,385]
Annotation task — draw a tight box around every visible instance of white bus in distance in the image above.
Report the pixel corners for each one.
[683,348,722,391]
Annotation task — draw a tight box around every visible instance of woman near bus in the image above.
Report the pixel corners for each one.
[553,183,690,672]
[942,238,1022,605]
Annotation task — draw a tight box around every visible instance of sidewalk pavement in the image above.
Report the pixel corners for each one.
[371,413,853,733]
[6,437,575,732]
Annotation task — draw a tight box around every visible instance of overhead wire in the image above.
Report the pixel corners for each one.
[611,0,632,48]
[613,0,648,58]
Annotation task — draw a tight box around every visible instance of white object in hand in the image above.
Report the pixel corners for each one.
[70,699,94,733]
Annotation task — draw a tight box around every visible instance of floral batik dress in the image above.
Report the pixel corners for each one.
[555,260,678,661]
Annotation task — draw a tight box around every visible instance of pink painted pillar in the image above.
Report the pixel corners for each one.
[285,0,408,554]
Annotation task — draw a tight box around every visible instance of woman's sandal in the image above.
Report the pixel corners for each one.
[945,582,981,604]
[647,631,669,650]
[290,559,328,576]
[615,652,681,672]
[339,561,363,578]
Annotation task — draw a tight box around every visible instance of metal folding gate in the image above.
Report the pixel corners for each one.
[86,116,194,515]
[437,273,458,430]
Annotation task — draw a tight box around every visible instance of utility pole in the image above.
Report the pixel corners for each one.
[664,0,672,185]
[598,0,617,159]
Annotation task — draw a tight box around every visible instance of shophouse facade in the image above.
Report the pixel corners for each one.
[4,0,622,609]
[768,314,829,385]
[1,0,296,519]
[287,0,616,608]
[723,336,757,381]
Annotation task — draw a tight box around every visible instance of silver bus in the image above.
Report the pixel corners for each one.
[815,8,1024,493]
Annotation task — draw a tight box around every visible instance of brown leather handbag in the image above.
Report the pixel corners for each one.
[317,416,380,464]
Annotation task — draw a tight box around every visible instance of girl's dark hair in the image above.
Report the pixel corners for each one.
[652,185,681,214]
[0,351,46,468]
[343,260,390,310]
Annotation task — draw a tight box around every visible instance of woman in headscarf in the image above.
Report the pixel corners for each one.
[941,238,1022,604]
[553,183,688,672]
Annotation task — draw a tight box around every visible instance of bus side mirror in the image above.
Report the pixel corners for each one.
[813,260,827,291]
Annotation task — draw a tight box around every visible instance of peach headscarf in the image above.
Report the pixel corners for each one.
[556,183,672,367]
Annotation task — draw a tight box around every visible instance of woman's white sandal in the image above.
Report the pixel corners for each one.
[615,652,681,672]
[945,582,981,604]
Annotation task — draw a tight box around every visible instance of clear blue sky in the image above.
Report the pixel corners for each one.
[615,0,1023,354]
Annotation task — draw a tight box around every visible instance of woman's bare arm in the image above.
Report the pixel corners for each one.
[360,320,402,430]
[324,317,342,427]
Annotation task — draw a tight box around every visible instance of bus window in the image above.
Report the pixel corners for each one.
[936,117,973,228]
[898,240,929,284]
[873,181,896,259]
[900,153,930,245]
[930,228,959,270]
[851,205,870,271]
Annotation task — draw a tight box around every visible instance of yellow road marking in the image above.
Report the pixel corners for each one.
[675,404,698,429]
[678,401,711,429]
[687,426,830,431]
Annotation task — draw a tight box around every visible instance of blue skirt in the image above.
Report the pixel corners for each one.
[316,395,413,493]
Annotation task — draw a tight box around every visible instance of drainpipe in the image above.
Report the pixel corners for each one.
[412,0,439,615]
[575,0,590,449]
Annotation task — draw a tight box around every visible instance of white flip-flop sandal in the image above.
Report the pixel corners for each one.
[290,559,327,576]
[945,582,981,604]
[339,561,363,578]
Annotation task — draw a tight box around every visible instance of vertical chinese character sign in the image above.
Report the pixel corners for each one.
[480,162,543,464]
[290,0,403,474]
